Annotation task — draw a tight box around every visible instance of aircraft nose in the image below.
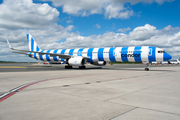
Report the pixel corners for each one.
[163,53,172,61]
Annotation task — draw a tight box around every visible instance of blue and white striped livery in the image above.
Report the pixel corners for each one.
[27,34,41,52]
[6,34,172,71]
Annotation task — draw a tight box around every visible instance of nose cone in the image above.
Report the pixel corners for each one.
[163,53,172,61]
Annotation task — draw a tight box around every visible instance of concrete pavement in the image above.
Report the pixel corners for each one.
[0,64,180,120]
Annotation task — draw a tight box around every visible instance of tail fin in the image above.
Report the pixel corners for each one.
[177,59,180,62]
[27,34,41,51]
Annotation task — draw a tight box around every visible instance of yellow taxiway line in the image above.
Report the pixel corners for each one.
[0,66,27,68]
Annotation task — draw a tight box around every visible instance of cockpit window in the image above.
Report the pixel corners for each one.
[158,51,166,53]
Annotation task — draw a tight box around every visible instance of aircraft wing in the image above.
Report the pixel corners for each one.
[6,39,89,59]
[11,48,72,59]
[11,49,89,59]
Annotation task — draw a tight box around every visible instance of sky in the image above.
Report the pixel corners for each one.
[0,0,180,62]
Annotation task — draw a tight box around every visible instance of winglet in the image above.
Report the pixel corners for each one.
[6,39,14,50]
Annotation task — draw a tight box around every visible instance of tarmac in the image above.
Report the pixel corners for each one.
[0,63,180,120]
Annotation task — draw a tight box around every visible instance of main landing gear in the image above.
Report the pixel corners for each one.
[144,63,150,71]
[65,65,72,69]
[79,66,86,69]
[65,66,86,69]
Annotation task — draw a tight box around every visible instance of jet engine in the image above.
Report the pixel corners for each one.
[91,61,106,66]
[68,56,85,66]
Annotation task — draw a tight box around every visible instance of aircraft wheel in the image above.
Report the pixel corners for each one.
[65,66,72,69]
[79,66,86,69]
[145,68,149,71]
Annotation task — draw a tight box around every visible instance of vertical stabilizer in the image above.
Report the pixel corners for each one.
[177,59,180,63]
[27,34,41,51]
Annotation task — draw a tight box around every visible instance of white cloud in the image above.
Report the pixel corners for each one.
[60,24,173,48]
[169,31,180,46]
[95,24,101,29]
[0,0,59,29]
[41,0,173,19]
[66,20,73,24]
[0,0,75,62]
[1,24,180,61]
[104,3,133,19]
[161,25,180,35]
[129,24,158,40]
[117,27,131,32]
[0,0,179,62]
[54,24,179,59]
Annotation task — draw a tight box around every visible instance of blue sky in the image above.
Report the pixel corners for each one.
[33,0,180,36]
[0,0,180,62]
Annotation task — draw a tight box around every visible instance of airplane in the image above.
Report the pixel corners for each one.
[151,61,168,65]
[169,59,180,65]
[6,34,172,71]
[151,59,180,65]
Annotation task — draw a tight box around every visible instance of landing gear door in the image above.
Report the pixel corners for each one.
[148,48,152,56]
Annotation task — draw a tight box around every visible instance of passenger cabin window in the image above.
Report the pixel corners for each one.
[120,51,142,53]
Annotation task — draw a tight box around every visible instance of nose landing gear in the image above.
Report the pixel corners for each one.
[145,63,150,71]
[145,68,149,71]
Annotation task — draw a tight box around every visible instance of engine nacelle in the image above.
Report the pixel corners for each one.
[91,61,106,66]
[68,56,85,66]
